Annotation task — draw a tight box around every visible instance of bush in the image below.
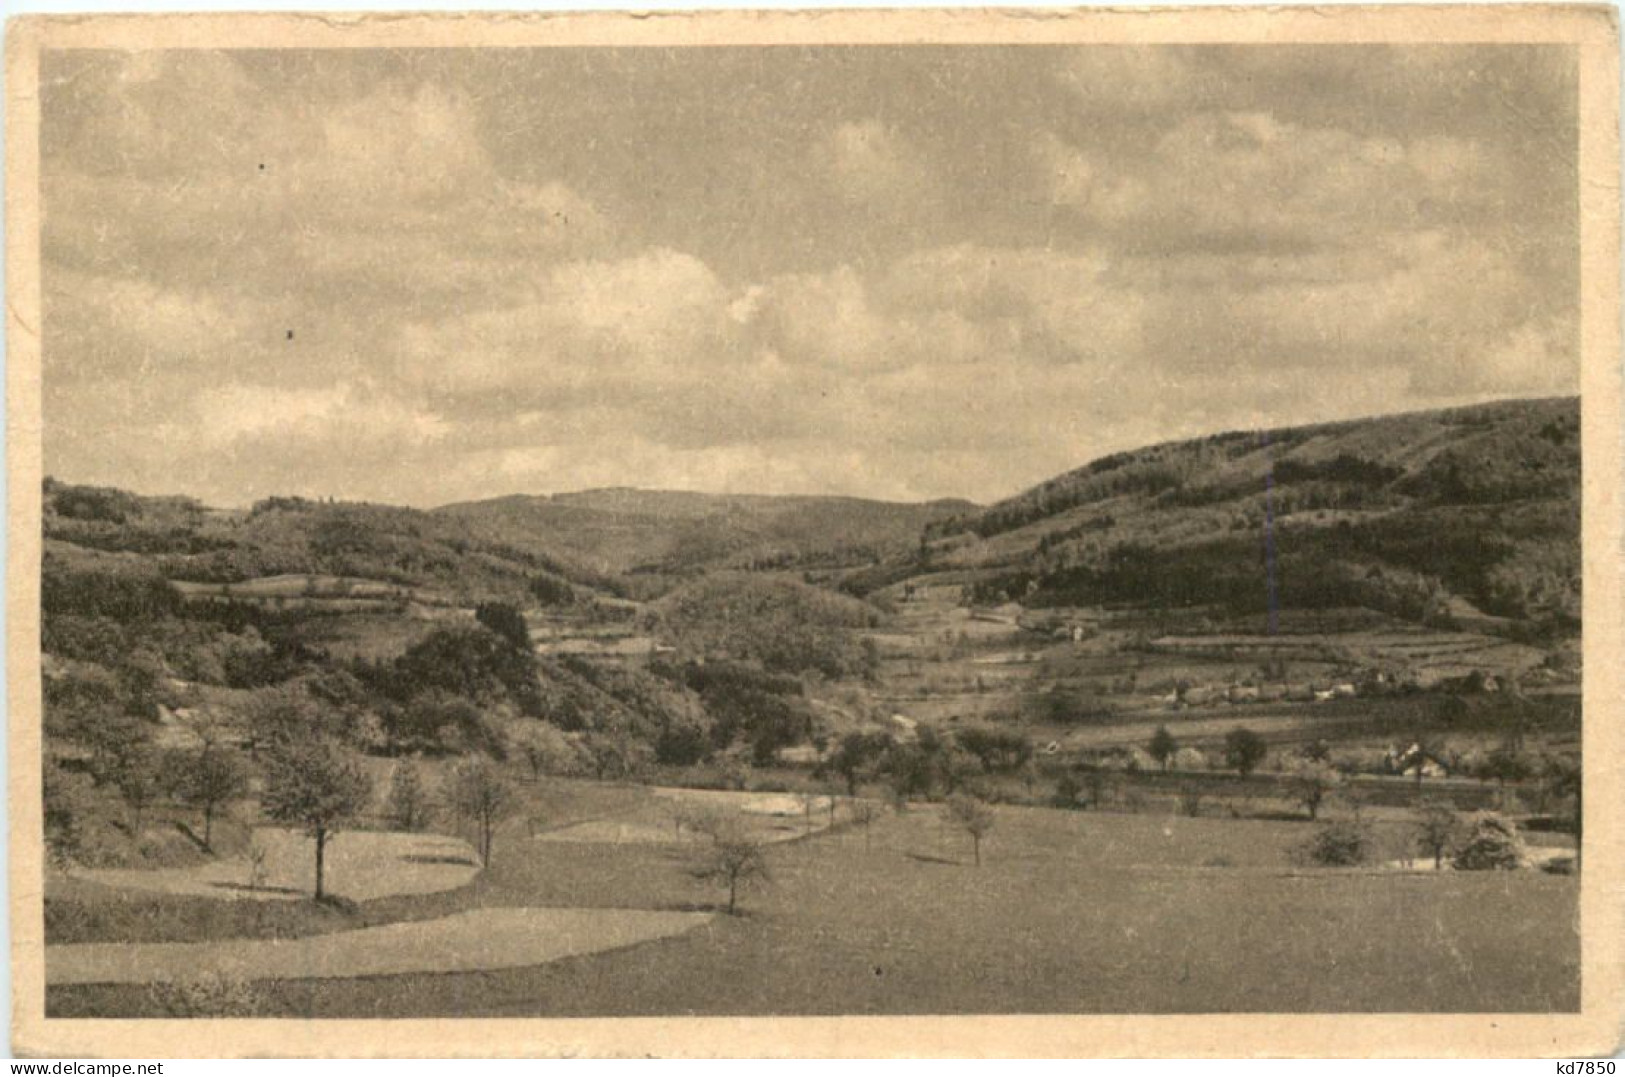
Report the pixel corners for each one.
[1452,812,1525,871]
[1301,819,1372,866]
[147,972,266,1017]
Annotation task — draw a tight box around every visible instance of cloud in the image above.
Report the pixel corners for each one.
[818,119,930,205]
[395,248,740,407]
[1041,110,1513,251]
[39,47,1579,507]
[191,383,448,453]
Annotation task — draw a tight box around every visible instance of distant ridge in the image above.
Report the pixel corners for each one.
[436,488,977,575]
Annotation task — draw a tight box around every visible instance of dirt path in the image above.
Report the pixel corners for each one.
[46,907,713,985]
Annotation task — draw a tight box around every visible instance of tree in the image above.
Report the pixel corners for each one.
[1148,726,1177,773]
[475,601,532,653]
[830,731,891,796]
[242,685,330,758]
[1290,760,1342,821]
[1223,727,1268,777]
[583,732,637,781]
[386,760,433,831]
[261,737,372,901]
[66,704,150,790]
[956,726,1033,772]
[395,626,542,717]
[1053,772,1084,810]
[691,822,770,915]
[167,745,248,851]
[1476,744,1534,794]
[1414,800,1460,870]
[447,756,515,867]
[116,745,161,835]
[44,762,92,867]
[946,794,996,866]
[507,720,579,780]
[1177,785,1204,818]
[848,798,881,849]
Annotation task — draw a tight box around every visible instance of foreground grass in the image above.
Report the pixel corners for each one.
[50,799,1577,1016]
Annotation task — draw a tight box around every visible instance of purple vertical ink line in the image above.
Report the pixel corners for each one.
[1261,429,1279,636]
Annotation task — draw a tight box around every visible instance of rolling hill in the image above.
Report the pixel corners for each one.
[908,396,1579,635]
[434,488,976,578]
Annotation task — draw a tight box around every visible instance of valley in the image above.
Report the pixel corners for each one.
[38,396,1583,1017]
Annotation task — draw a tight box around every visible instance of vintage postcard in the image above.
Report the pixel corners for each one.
[5,6,1621,1059]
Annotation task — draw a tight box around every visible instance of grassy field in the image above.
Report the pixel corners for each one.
[48,787,1578,1017]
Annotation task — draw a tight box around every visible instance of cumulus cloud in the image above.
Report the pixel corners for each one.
[40,47,1579,507]
[819,119,931,205]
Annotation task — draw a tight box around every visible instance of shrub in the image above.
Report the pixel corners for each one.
[1170,746,1208,771]
[1452,812,1525,871]
[148,972,266,1017]
[1301,819,1372,866]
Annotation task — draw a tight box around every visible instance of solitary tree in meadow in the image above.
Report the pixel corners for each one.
[447,756,515,868]
[167,745,248,851]
[1224,727,1268,778]
[1148,726,1178,773]
[946,794,996,867]
[261,736,372,901]
[1414,800,1460,869]
[848,798,881,850]
[692,821,770,915]
[1290,760,1342,821]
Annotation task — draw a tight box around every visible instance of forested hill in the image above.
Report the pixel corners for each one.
[916,397,1580,634]
[42,483,611,607]
[434,488,976,576]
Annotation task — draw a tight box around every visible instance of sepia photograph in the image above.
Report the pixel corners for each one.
[5,7,1621,1058]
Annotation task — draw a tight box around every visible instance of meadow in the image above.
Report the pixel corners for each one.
[47,781,1578,1018]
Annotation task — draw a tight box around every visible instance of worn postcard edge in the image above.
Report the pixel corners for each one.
[4,6,1621,1058]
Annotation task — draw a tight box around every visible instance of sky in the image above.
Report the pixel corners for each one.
[40,45,1579,507]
